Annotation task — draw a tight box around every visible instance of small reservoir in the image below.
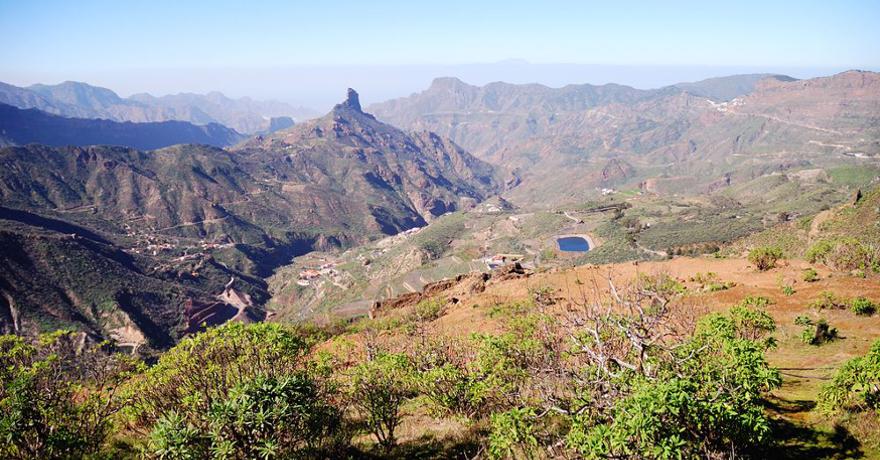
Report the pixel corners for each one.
[557,236,590,252]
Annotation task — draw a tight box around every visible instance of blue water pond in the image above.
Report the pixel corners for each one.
[557,236,590,252]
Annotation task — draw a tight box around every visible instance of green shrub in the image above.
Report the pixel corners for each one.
[567,308,781,458]
[347,353,415,451]
[806,240,834,264]
[123,323,311,429]
[410,298,445,322]
[488,408,539,460]
[145,375,340,459]
[730,304,777,345]
[0,332,137,460]
[782,284,796,296]
[738,295,773,309]
[636,273,686,296]
[810,291,846,310]
[748,246,783,271]
[806,238,875,271]
[803,268,820,282]
[794,315,813,327]
[850,297,877,316]
[819,340,880,412]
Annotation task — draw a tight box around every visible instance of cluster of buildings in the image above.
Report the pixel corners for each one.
[296,262,338,286]
[482,253,523,269]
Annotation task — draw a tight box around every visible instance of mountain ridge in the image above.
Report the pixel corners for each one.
[0,103,245,149]
[0,80,318,134]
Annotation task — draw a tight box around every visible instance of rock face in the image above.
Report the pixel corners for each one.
[369,262,530,318]
[339,88,362,112]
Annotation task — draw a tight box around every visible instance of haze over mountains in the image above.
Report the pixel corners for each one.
[0,80,317,134]
[0,103,245,149]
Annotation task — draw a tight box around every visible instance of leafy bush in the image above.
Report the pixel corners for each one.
[803,268,820,282]
[850,297,877,316]
[806,240,835,264]
[488,408,539,460]
[123,322,312,429]
[782,284,796,296]
[0,332,137,460]
[413,314,551,420]
[794,315,813,327]
[409,298,445,322]
[145,375,340,459]
[820,340,880,412]
[730,304,777,345]
[738,295,774,309]
[636,272,686,296]
[748,246,783,271]
[806,238,876,271]
[347,353,415,450]
[566,305,781,458]
[810,291,846,310]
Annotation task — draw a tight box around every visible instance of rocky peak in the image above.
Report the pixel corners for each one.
[336,88,362,112]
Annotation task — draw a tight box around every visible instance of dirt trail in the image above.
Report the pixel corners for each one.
[809,209,834,238]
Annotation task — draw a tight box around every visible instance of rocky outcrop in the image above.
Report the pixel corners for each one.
[369,262,530,318]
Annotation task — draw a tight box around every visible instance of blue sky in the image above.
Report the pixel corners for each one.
[1,0,878,108]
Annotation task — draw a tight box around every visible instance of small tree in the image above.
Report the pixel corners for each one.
[748,246,782,271]
[347,353,415,451]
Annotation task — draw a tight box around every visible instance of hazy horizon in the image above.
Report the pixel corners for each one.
[1,62,874,112]
[2,0,878,110]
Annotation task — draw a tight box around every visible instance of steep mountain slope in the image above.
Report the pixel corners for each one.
[238,89,506,226]
[0,103,244,149]
[0,89,502,345]
[0,80,316,134]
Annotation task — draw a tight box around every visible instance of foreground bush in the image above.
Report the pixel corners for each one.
[749,246,783,271]
[124,322,311,427]
[124,322,344,458]
[0,332,136,460]
[564,286,781,459]
[145,374,340,459]
[820,340,880,412]
[347,353,415,451]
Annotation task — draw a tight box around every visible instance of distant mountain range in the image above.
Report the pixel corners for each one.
[0,89,502,346]
[370,71,879,204]
[369,73,796,159]
[0,103,245,150]
[0,80,318,134]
